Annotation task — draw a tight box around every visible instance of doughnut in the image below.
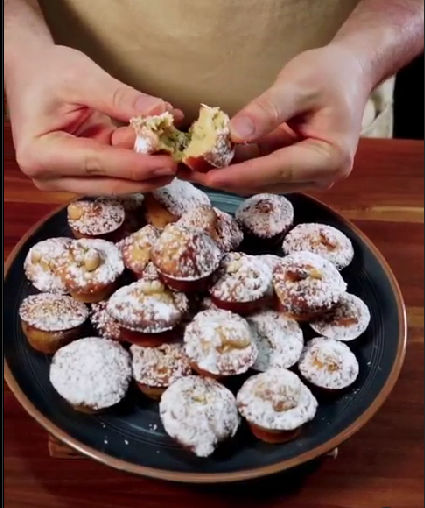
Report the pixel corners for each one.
[67,198,126,242]
[298,337,359,393]
[131,343,191,400]
[61,239,124,304]
[24,237,72,294]
[183,310,257,379]
[236,194,294,247]
[160,376,240,457]
[310,293,371,342]
[247,311,304,371]
[209,253,273,315]
[120,225,160,279]
[106,276,188,346]
[19,293,89,354]
[282,223,354,270]
[273,251,346,321]
[152,223,223,292]
[237,368,318,444]
[49,337,131,412]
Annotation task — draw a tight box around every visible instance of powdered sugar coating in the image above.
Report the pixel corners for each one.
[214,208,244,252]
[210,253,272,303]
[68,198,125,236]
[49,337,131,410]
[273,251,346,315]
[236,194,294,239]
[198,106,234,169]
[20,292,88,333]
[237,368,318,431]
[19,293,89,332]
[299,337,359,390]
[24,238,72,293]
[247,311,304,371]
[141,261,161,281]
[257,254,283,273]
[62,239,124,293]
[91,301,121,341]
[120,225,160,275]
[310,293,371,342]
[131,343,191,387]
[132,112,175,155]
[177,206,243,253]
[152,224,223,281]
[160,375,240,457]
[201,296,220,311]
[283,223,354,270]
[107,278,188,333]
[184,310,257,376]
[152,179,210,217]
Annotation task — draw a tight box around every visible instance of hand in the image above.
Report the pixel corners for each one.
[6,44,182,195]
[183,44,371,195]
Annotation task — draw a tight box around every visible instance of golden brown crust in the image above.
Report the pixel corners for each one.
[210,294,270,316]
[159,272,214,293]
[21,320,85,355]
[249,424,302,444]
[119,326,181,347]
[67,199,126,242]
[69,281,120,304]
[275,297,337,322]
[189,361,225,381]
[70,403,104,414]
[136,382,166,401]
[120,225,160,278]
[144,194,179,229]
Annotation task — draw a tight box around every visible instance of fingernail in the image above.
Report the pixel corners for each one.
[135,95,166,115]
[231,116,256,140]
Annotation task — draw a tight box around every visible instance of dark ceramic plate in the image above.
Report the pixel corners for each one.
[4,192,406,483]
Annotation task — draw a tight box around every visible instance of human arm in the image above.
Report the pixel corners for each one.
[4,0,180,195]
[187,0,424,195]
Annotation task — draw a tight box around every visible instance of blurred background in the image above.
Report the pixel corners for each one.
[394,53,424,140]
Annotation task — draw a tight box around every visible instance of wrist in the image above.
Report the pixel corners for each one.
[5,36,54,85]
[325,38,376,97]
[5,0,54,80]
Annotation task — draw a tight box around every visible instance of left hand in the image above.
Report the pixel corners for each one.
[181,43,372,195]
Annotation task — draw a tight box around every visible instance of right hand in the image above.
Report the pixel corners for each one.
[5,44,181,195]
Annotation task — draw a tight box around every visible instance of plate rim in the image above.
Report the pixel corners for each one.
[3,194,407,483]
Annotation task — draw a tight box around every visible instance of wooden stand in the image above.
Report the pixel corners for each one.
[49,435,81,459]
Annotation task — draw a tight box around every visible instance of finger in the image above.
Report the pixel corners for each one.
[111,110,185,149]
[177,166,210,187]
[32,132,177,181]
[203,139,346,192]
[72,112,115,143]
[69,59,183,122]
[230,82,303,143]
[35,175,175,196]
[111,126,136,149]
[233,124,300,163]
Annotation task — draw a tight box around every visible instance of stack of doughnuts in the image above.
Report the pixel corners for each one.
[19,171,371,457]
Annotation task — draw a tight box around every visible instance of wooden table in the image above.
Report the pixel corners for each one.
[4,122,424,508]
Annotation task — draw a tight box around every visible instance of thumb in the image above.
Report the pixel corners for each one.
[73,61,178,121]
[230,83,300,143]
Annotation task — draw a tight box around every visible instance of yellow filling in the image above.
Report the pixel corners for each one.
[184,106,227,158]
[132,106,229,162]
